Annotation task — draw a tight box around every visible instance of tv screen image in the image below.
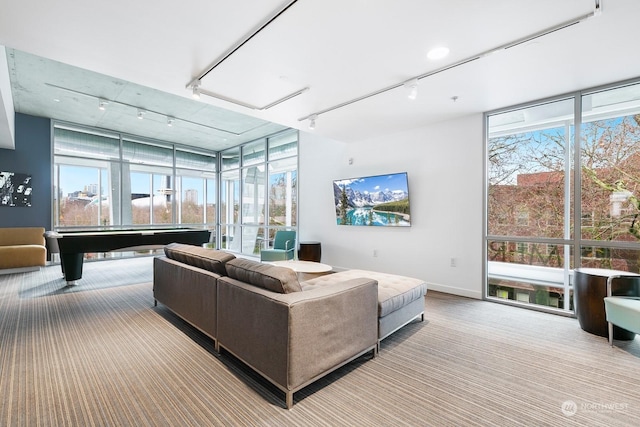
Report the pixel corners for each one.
[333,172,411,226]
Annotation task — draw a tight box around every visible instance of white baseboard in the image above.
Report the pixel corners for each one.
[426,282,483,300]
[0,266,42,275]
[328,265,483,300]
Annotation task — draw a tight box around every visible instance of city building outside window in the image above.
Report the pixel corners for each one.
[486,80,640,313]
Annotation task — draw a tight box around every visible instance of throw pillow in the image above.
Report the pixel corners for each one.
[225,258,302,293]
[164,243,235,276]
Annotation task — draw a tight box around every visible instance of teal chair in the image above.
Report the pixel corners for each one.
[604,275,640,347]
[260,230,296,262]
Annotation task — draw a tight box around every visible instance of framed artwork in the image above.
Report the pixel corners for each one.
[0,171,32,207]
[333,172,411,226]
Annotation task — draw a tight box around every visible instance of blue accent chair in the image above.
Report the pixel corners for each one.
[260,230,296,262]
[604,275,640,347]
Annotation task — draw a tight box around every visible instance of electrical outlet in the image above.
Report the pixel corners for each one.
[450,257,457,267]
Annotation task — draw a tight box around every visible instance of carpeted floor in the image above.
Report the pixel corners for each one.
[1,257,639,426]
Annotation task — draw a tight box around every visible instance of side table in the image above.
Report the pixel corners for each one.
[574,268,640,340]
[299,241,322,262]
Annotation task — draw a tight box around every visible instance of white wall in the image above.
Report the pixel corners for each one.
[299,113,484,299]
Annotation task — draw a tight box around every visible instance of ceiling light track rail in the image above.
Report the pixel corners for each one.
[261,86,310,110]
[45,83,246,135]
[198,86,309,111]
[298,56,482,122]
[298,0,603,124]
[186,0,305,111]
[186,0,299,89]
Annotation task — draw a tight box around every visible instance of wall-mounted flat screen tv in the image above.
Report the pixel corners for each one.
[333,172,411,226]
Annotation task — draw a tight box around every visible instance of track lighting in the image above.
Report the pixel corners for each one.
[308,114,317,130]
[48,83,234,133]
[299,5,600,124]
[98,99,109,110]
[404,78,418,100]
[192,81,201,99]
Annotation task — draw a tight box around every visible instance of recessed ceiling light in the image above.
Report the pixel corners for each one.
[427,46,450,60]
[53,98,60,103]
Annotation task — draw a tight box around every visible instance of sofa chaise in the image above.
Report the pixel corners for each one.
[302,269,428,346]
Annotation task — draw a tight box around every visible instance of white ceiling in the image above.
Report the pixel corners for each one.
[1,0,639,152]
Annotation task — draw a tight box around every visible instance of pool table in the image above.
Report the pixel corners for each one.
[50,228,211,284]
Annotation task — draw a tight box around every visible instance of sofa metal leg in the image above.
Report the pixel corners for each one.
[374,342,379,357]
[286,391,293,409]
[608,322,614,347]
[154,299,157,307]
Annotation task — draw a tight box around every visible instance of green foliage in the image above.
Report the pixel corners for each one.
[373,198,410,215]
[339,184,350,225]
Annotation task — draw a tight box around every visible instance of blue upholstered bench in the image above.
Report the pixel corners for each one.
[604,275,640,347]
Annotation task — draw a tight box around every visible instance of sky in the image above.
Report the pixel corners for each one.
[58,166,153,195]
[335,172,409,194]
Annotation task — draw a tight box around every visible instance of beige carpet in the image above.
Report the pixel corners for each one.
[1,257,639,426]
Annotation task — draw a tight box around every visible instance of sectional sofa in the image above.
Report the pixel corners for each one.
[153,243,427,408]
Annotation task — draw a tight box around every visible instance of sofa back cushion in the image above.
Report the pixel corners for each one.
[164,243,235,276]
[225,258,302,294]
[0,227,45,246]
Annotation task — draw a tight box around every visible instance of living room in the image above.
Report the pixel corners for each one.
[1,0,640,424]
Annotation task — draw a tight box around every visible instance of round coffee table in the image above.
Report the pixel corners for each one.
[269,260,333,280]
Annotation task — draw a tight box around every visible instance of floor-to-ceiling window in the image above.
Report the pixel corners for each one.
[175,147,217,228]
[487,98,575,311]
[54,122,297,259]
[579,83,640,270]
[121,137,175,226]
[54,126,121,229]
[219,130,298,256]
[220,146,241,252]
[485,80,640,313]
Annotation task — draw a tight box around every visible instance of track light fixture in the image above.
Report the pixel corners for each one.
[167,116,175,127]
[299,2,602,124]
[404,78,418,100]
[98,99,109,110]
[308,114,317,130]
[192,81,201,99]
[47,83,243,135]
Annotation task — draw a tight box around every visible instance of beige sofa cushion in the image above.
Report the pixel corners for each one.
[0,227,47,269]
[164,243,235,276]
[302,269,427,317]
[0,227,45,246]
[225,258,302,293]
[0,245,47,269]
